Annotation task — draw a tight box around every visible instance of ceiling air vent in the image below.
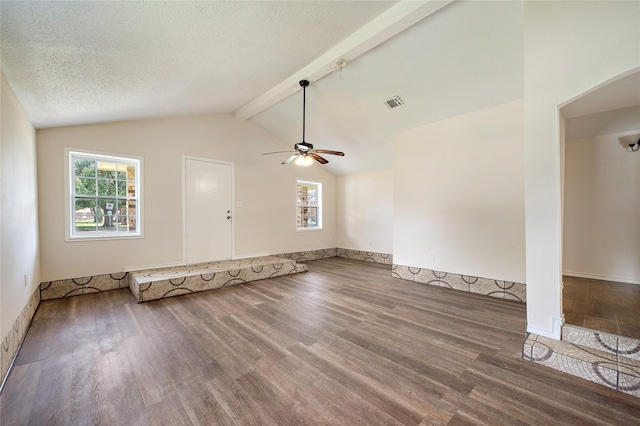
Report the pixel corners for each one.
[384,96,404,109]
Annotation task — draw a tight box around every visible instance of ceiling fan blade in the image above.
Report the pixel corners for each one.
[310,153,329,164]
[314,149,345,156]
[262,150,296,155]
[282,153,301,164]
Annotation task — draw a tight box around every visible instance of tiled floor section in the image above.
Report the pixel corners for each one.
[563,325,640,362]
[528,275,640,398]
[524,332,640,397]
[563,275,640,340]
[129,256,307,302]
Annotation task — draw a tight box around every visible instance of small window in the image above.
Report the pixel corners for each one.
[297,180,321,230]
[68,150,142,240]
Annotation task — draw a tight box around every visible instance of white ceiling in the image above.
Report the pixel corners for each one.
[562,71,640,119]
[562,71,640,140]
[252,0,524,175]
[3,1,633,176]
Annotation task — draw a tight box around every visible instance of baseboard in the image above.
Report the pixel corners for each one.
[276,248,338,262]
[563,270,640,286]
[336,248,393,265]
[392,263,526,302]
[1,287,41,393]
[527,317,563,340]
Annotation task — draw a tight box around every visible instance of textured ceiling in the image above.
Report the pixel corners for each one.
[3,1,633,176]
[1,0,396,128]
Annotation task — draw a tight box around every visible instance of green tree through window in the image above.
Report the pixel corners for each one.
[70,151,141,238]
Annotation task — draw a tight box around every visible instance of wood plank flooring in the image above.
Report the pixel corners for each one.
[563,275,640,339]
[2,258,640,425]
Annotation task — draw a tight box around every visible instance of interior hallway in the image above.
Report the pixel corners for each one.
[563,276,640,340]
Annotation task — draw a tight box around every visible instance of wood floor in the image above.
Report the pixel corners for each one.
[2,258,640,425]
[563,275,640,339]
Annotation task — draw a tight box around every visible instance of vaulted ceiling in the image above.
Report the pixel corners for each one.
[2,1,635,176]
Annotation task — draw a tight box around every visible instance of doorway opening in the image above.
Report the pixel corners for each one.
[561,70,640,340]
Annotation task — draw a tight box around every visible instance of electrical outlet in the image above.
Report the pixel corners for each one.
[24,273,28,287]
[368,240,373,246]
[429,252,436,261]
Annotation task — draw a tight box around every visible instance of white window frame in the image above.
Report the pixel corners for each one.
[65,148,143,241]
[296,179,322,231]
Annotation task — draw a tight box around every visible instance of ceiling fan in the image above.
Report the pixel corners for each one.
[262,79,345,166]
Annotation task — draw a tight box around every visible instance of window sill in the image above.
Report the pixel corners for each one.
[296,227,322,232]
[66,233,143,242]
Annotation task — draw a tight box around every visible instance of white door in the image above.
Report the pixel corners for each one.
[185,158,233,264]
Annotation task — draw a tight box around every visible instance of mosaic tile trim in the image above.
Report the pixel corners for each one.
[523,333,640,398]
[392,264,526,302]
[276,248,337,262]
[38,247,379,303]
[1,287,40,390]
[130,256,307,303]
[336,248,393,265]
[562,325,640,362]
[40,272,129,301]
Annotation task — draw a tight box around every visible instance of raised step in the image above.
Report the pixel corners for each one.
[562,324,640,362]
[523,329,640,398]
[129,256,307,303]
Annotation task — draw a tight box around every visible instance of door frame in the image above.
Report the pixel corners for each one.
[182,155,235,265]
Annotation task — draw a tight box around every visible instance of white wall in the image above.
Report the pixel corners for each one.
[336,169,393,254]
[37,114,337,281]
[393,99,525,283]
[523,1,640,338]
[1,73,41,338]
[563,131,640,284]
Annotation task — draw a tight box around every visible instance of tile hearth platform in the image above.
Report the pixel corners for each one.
[39,248,393,303]
[523,327,640,398]
[129,256,307,303]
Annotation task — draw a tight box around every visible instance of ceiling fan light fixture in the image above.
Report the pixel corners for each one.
[294,154,314,166]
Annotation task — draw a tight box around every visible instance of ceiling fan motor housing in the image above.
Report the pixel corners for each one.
[295,142,313,152]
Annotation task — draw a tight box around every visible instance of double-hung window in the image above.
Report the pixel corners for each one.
[68,150,142,240]
[297,180,321,230]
